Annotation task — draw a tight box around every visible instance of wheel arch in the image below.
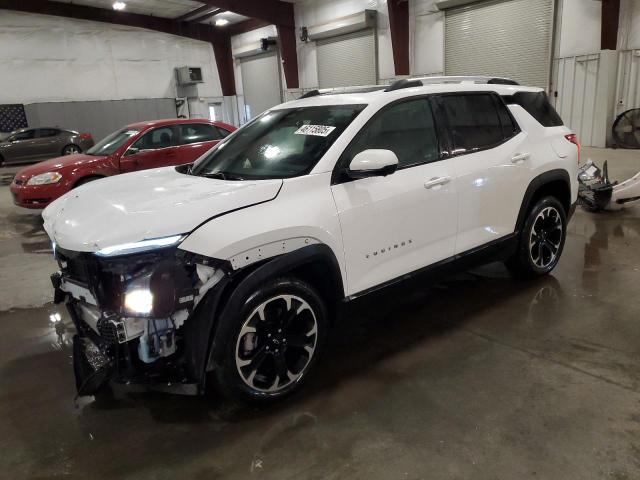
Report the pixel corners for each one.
[185,244,345,385]
[516,169,571,232]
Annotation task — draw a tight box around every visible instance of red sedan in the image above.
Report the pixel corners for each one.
[10,118,236,209]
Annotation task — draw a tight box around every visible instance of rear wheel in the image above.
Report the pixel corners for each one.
[214,277,327,404]
[62,144,81,156]
[507,196,567,278]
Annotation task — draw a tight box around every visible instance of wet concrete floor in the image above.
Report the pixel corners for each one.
[1,148,639,479]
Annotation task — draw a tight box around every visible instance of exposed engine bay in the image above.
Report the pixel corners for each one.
[578,159,640,211]
[52,245,227,396]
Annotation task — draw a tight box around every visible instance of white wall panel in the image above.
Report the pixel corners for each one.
[0,10,222,104]
[409,0,445,77]
[552,51,619,147]
[555,0,601,57]
[615,49,640,115]
[618,0,640,50]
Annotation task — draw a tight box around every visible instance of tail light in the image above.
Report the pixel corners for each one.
[565,134,581,163]
[79,133,92,140]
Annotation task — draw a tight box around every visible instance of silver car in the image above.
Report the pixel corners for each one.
[0,127,94,165]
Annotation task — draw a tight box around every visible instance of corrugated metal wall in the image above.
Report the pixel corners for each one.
[317,30,377,88]
[24,98,177,141]
[444,0,553,88]
[552,54,600,145]
[615,49,640,116]
[551,50,619,148]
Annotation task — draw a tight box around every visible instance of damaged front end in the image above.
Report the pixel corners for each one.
[52,240,228,396]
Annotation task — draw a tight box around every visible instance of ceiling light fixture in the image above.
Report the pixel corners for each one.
[112,1,126,10]
[215,18,229,26]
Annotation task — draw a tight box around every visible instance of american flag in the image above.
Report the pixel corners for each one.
[0,104,28,133]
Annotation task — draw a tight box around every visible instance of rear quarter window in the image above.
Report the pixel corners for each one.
[503,91,563,127]
[439,93,512,154]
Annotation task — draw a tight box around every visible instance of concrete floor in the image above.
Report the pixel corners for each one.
[1,148,640,479]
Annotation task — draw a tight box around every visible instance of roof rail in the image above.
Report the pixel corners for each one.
[299,89,320,99]
[298,84,386,99]
[384,79,424,92]
[410,75,519,85]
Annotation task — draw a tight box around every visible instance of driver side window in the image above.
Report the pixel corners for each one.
[342,98,440,169]
[132,126,175,151]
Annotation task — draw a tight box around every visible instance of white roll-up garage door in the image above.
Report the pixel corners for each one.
[240,51,282,121]
[444,0,553,88]
[317,30,377,88]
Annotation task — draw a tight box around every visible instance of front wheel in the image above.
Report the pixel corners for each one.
[214,277,327,404]
[507,196,567,278]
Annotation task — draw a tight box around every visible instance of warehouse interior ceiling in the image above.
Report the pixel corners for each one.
[53,0,250,24]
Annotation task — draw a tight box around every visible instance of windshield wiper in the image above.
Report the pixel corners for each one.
[200,171,245,181]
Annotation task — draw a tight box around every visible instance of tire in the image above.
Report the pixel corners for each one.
[213,277,328,404]
[507,196,567,279]
[62,144,82,156]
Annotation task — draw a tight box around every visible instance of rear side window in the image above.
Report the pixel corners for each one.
[37,128,60,138]
[504,91,563,127]
[179,123,221,145]
[439,94,506,153]
[342,98,440,168]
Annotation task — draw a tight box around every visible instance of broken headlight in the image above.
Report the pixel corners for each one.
[122,260,195,318]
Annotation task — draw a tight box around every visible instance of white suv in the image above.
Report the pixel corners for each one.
[43,76,579,403]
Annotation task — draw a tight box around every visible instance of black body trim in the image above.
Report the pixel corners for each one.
[346,233,518,301]
[515,169,571,231]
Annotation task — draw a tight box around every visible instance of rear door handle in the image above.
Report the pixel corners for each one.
[424,176,451,189]
[511,153,530,164]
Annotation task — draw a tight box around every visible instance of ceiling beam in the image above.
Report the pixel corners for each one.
[225,17,272,36]
[388,0,410,75]
[0,0,226,42]
[187,8,223,24]
[196,0,295,27]
[174,4,217,22]
[277,24,299,89]
[601,0,620,50]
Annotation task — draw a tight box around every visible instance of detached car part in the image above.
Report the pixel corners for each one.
[578,159,640,211]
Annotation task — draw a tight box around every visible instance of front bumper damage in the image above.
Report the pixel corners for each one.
[52,246,230,396]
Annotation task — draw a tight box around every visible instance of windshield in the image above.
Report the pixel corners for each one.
[87,128,139,156]
[190,105,365,180]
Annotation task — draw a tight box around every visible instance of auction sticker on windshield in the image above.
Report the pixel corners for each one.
[294,125,336,137]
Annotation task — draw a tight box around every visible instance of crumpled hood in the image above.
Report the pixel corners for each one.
[42,167,283,252]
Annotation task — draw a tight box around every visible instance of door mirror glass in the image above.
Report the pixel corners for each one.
[348,149,399,179]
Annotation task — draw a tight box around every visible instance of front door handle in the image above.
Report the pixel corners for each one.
[424,176,451,189]
[511,153,530,164]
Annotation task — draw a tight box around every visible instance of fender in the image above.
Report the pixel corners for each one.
[515,169,571,231]
[206,244,344,369]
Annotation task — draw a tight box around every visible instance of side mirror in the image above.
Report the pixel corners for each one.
[347,149,399,179]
